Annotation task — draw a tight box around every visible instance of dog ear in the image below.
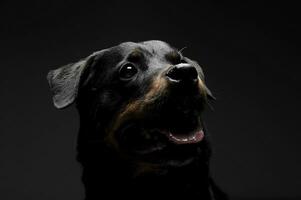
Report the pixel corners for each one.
[47,51,101,109]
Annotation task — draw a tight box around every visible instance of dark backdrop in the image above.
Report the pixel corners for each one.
[1,1,300,200]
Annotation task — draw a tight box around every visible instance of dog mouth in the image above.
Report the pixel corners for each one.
[117,119,205,164]
[115,93,207,165]
[161,129,204,144]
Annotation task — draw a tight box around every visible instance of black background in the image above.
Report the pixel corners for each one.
[1,1,300,200]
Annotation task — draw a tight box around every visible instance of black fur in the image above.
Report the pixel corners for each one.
[47,40,227,200]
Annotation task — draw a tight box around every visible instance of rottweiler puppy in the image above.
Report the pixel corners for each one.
[47,40,227,200]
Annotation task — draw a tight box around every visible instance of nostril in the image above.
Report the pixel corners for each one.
[166,67,180,82]
[166,64,198,83]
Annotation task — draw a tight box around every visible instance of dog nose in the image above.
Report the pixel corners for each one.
[166,64,198,83]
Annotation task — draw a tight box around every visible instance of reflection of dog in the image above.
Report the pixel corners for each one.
[47,41,227,199]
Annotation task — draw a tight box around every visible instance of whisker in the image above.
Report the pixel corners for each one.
[178,46,187,54]
[206,101,215,111]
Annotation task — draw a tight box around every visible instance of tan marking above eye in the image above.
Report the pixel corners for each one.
[127,49,144,61]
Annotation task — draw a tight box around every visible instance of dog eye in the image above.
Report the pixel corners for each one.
[119,64,138,80]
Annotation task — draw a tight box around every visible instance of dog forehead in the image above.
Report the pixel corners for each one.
[118,40,175,56]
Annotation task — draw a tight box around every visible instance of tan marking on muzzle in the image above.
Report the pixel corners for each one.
[103,72,208,175]
[105,74,208,151]
[104,72,169,152]
[198,77,208,100]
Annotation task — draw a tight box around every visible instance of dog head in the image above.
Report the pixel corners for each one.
[47,40,214,171]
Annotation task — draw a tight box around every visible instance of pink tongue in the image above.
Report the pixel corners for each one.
[167,130,204,144]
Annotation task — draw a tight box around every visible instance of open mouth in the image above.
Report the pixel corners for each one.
[117,120,205,164]
[161,129,204,144]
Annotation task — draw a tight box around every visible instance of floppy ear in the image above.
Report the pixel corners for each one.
[47,52,100,109]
